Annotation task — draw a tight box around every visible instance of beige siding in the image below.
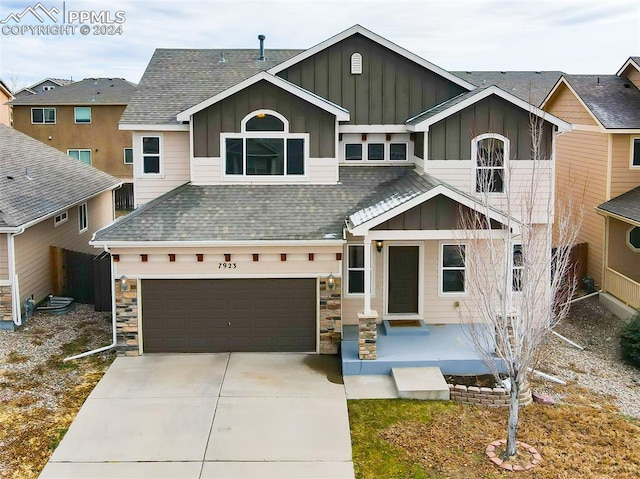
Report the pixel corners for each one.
[607,218,640,283]
[134,131,190,207]
[0,90,11,126]
[0,234,8,279]
[14,191,113,304]
[544,83,599,126]
[610,134,640,198]
[554,129,608,284]
[621,65,640,89]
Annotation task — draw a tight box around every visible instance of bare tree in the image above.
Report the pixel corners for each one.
[457,115,582,459]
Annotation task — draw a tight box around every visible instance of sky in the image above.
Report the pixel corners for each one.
[0,0,639,91]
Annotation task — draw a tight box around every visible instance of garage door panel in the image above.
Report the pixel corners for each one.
[142,279,316,353]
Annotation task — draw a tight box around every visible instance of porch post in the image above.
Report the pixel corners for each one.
[363,237,372,315]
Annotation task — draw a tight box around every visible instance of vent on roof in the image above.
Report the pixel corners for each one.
[596,77,602,87]
[624,83,631,88]
[258,34,266,61]
[219,51,226,63]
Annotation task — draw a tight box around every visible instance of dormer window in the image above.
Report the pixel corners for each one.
[351,53,362,75]
[223,110,307,177]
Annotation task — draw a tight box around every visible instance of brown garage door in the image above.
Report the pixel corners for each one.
[141,278,316,353]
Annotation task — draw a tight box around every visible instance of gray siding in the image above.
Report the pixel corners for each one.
[193,80,336,158]
[373,195,501,230]
[428,95,553,161]
[414,132,424,159]
[277,33,466,125]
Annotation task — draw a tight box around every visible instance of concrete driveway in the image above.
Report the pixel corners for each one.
[39,353,354,479]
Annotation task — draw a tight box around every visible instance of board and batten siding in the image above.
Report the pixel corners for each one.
[192,80,336,159]
[14,191,113,305]
[0,235,8,279]
[607,217,640,283]
[133,131,190,207]
[277,33,467,125]
[610,134,640,199]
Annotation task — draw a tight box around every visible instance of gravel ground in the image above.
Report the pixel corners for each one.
[0,304,112,410]
[536,296,640,418]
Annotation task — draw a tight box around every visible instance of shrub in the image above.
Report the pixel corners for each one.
[620,313,640,367]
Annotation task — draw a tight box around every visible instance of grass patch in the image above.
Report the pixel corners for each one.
[349,399,640,479]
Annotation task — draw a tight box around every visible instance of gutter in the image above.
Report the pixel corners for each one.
[89,239,346,248]
[64,245,117,361]
[7,227,26,326]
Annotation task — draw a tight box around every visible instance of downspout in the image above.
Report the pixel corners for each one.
[64,244,117,361]
[7,227,25,326]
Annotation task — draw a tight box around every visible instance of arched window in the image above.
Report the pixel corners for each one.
[472,133,509,193]
[351,53,362,75]
[224,110,306,177]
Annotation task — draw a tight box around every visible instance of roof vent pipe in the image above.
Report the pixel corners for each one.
[258,34,266,61]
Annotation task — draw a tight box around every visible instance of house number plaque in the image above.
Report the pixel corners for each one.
[218,262,237,269]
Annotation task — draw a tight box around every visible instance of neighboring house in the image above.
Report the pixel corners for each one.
[13,78,73,98]
[542,57,640,311]
[91,25,569,366]
[10,78,137,209]
[0,125,121,330]
[0,79,13,126]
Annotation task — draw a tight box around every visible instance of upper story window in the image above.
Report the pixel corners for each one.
[224,110,306,177]
[74,107,91,124]
[68,149,92,165]
[123,148,133,164]
[42,85,55,92]
[631,138,640,168]
[31,107,55,124]
[628,226,640,251]
[142,136,162,175]
[473,133,508,194]
[343,135,409,163]
[78,203,88,233]
[53,210,68,227]
[351,53,363,75]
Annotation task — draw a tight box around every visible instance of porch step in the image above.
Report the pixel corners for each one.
[391,367,450,401]
[382,319,430,336]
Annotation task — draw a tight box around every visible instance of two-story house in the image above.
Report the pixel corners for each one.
[92,26,569,372]
[13,77,73,98]
[11,78,137,210]
[542,57,640,316]
[0,79,12,126]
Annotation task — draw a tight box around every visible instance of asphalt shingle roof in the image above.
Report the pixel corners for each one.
[10,78,136,105]
[564,74,640,129]
[454,71,563,106]
[597,186,640,223]
[0,125,121,228]
[120,49,302,125]
[406,88,487,125]
[94,166,442,242]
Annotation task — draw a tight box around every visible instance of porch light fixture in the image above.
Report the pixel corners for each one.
[119,275,128,291]
[376,240,384,253]
[327,273,335,290]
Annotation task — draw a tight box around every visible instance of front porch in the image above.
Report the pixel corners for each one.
[341,322,503,376]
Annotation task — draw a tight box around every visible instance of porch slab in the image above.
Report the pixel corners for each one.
[343,375,398,399]
[382,319,430,336]
[392,367,450,400]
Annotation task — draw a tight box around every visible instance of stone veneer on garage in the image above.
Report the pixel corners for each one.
[115,280,139,356]
[0,285,13,327]
[115,277,342,355]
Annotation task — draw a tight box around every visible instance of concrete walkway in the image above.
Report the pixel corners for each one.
[39,354,354,479]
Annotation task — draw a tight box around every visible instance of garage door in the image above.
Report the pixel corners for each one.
[141,278,317,353]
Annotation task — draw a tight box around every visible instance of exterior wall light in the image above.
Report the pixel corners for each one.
[376,240,384,253]
[119,275,129,291]
[327,273,335,290]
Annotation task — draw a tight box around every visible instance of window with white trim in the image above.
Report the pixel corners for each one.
[78,203,88,232]
[474,134,508,193]
[123,148,133,164]
[345,143,363,161]
[68,149,92,165]
[347,245,365,294]
[632,138,640,168]
[390,143,408,161]
[441,244,465,293]
[224,111,305,176]
[31,107,55,124]
[74,107,91,124]
[628,226,640,251]
[351,53,362,74]
[53,211,68,226]
[42,85,55,92]
[512,244,523,292]
[142,136,161,175]
[343,137,409,162]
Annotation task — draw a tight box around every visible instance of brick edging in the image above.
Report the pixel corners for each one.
[447,381,533,408]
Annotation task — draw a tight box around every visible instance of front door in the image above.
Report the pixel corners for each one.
[387,245,419,314]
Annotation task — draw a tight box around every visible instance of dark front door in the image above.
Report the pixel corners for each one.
[387,246,419,314]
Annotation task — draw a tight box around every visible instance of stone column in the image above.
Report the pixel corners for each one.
[358,310,378,360]
[115,279,139,356]
[319,276,342,354]
[0,285,13,328]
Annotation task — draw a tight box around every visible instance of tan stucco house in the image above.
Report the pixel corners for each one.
[92,25,569,373]
[0,125,121,330]
[0,79,13,126]
[10,78,137,210]
[542,57,640,313]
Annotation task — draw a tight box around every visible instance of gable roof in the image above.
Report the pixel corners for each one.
[0,125,120,229]
[597,186,640,225]
[14,78,72,97]
[120,48,302,126]
[0,79,12,99]
[406,85,571,131]
[268,25,475,91]
[10,78,136,106]
[176,71,349,122]
[616,56,640,77]
[453,71,563,106]
[543,75,640,129]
